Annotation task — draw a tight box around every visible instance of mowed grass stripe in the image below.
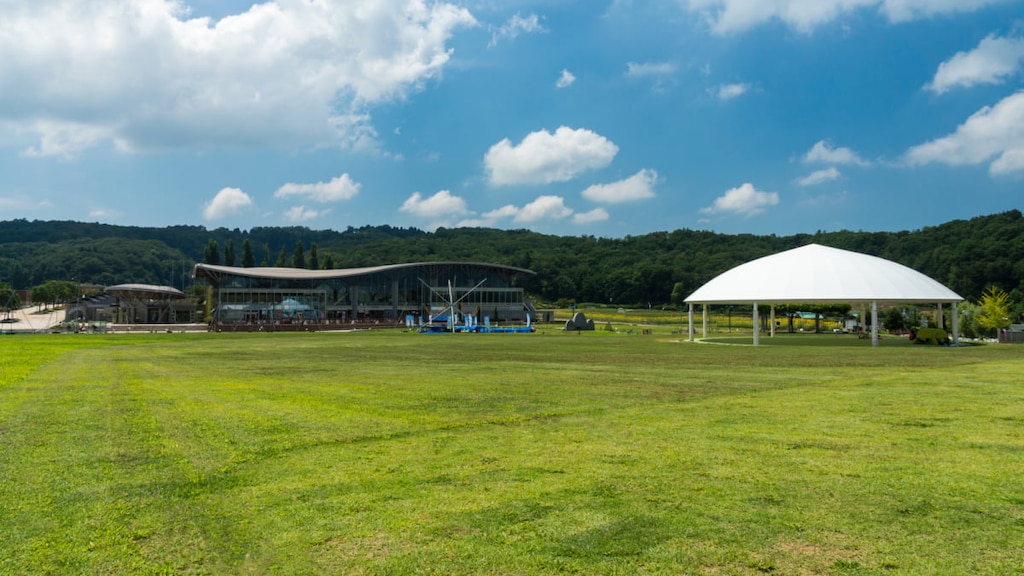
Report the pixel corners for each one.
[0,332,1022,574]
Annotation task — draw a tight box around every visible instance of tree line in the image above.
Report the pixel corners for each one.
[1,211,1022,318]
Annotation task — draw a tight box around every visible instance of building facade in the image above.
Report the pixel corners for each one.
[193,261,536,331]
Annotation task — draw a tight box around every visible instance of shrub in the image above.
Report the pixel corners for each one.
[912,327,950,345]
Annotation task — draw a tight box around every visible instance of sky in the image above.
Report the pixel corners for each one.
[1,0,1022,238]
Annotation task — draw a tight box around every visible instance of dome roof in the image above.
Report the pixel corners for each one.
[685,244,963,305]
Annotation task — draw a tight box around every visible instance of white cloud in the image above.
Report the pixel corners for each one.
[485,126,618,186]
[927,34,1024,94]
[283,205,325,222]
[685,0,1008,34]
[489,12,545,47]
[573,208,610,224]
[701,183,779,217]
[456,196,589,227]
[203,187,253,220]
[274,174,361,203]
[716,82,751,100]
[556,69,576,88]
[482,205,521,220]
[803,140,870,166]
[514,195,573,223]
[904,91,1024,176]
[626,61,677,78]
[88,208,122,219]
[400,190,469,219]
[19,120,116,158]
[1,0,476,156]
[581,169,657,203]
[880,0,1010,23]
[797,166,841,186]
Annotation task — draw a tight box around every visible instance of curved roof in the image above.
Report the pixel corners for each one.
[685,244,963,305]
[193,261,535,282]
[105,284,187,299]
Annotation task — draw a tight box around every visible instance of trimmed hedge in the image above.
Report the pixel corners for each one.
[912,327,951,345]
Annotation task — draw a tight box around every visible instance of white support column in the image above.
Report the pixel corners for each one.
[770,305,776,338]
[688,303,694,342]
[952,302,960,346]
[702,305,708,339]
[871,301,879,347]
[753,302,760,346]
[937,303,944,330]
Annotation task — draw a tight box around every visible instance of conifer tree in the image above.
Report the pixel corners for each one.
[241,238,255,268]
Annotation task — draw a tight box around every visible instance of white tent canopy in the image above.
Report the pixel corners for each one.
[684,244,964,346]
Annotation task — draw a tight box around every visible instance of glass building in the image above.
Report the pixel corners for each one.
[193,261,536,331]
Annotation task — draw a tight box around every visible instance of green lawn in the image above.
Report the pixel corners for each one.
[1,331,1022,575]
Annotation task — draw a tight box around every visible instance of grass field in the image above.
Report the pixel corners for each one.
[1,330,1022,575]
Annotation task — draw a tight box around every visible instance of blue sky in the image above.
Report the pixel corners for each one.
[1,0,1022,237]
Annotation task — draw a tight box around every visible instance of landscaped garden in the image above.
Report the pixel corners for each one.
[1,330,1021,574]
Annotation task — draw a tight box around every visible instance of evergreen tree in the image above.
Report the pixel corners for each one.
[977,286,1012,337]
[203,239,220,265]
[241,238,255,268]
[224,240,236,267]
[292,240,306,269]
[275,245,288,267]
[309,243,320,271]
[322,252,335,270]
[261,242,270,267]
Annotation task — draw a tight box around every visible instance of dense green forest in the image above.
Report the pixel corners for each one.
[1,210,1022,308]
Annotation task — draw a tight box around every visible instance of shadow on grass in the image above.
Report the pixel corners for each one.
[702,333,919,347]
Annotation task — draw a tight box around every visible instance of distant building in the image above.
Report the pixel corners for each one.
[193,261,537,331]
[66,284,193,325]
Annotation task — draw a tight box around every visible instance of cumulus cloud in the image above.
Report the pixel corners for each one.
[456,196,592,227]
[1,0,476,156]
[274,174,361,203]
[581,169,657,203]
[803,140,870,166]
[489,12,545,47]
[626,61,677,78]
[927,34,1024,94]
[556,69,576,88]
[573,208,610,224]
[203,187,253,220]
[716,82,751,100]
[515,195,573,223]
[701,183,779,217]
[904,91,1024,176]
[400,190,469,219]
[283,205,325,223]
[797,166,841,186]
[685,0,1008,34]
[485,126,618,186]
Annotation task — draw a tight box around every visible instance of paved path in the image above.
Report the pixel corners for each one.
[1,307,65,333]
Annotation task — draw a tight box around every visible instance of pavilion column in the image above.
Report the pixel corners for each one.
[391,279,399,319]
[952,302,960,346]
[770,305,776,338]
[687,303,694,342]
[937,303,944,330]
[871,301,879,347]
[351,284,359,321]
[752,302,760,346]
[702,305,709,339]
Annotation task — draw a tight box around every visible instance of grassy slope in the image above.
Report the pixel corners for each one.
[0,332,1022,575]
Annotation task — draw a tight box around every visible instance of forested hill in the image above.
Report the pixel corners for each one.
[1,210,1022,306]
